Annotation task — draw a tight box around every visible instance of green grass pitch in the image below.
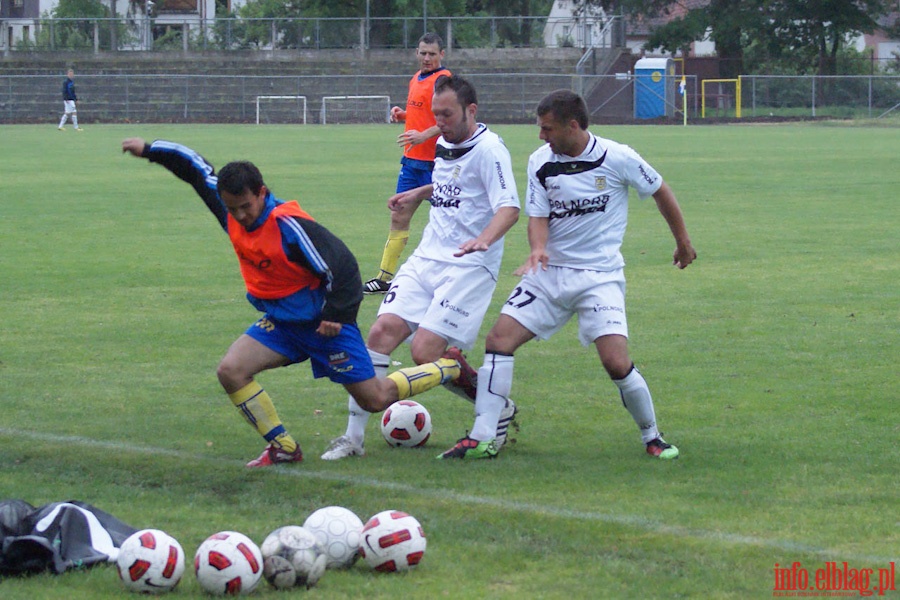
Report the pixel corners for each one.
[0,122,897,599]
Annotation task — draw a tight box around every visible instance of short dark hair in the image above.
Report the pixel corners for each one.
[537,89,589,130]
[434,75,477,108]
[418,31,444,50]
[217,161,265,196]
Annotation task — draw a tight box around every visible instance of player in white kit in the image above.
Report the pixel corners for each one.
[439,89,697,460]
[322,75,521,460]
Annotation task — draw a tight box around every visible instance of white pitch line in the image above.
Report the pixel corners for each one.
[1,428,895,564]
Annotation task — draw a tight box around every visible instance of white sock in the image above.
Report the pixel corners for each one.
[72,114,78,128]
[470,353,514,441]
[613,366,660,444]
[344,349,389,444]
[59,114,67,127]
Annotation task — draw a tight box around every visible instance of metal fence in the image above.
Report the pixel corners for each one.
[740,75,900,119]
[1,15,620,53]
[4,72,899,124]
[0,72,583,124]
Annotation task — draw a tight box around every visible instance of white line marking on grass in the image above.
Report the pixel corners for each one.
[2,428,895,564]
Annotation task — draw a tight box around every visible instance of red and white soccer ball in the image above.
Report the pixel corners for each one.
[193,531,263,596]
[380,400,432,447]
[302,506,364,569]
[116,528,185,594]
[358,510,427,572]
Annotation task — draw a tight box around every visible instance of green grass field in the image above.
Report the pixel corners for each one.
[0,122,897,599]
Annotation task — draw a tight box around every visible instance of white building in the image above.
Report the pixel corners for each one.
[543,0,611,48]
[1,0,215,50]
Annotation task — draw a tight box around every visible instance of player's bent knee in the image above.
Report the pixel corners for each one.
[389,211,414,230]
[345,380,392,413]
[485,333,518,356]
[602,358,633,380]
[216,359,247,390]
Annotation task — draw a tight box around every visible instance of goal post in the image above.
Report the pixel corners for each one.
[256,96,308,125]
[320,95,391,125]
[701,79,742,118]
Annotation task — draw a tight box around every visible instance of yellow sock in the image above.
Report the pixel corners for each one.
[378,229,409,281]
[387,358,460,399]
[228,381,297,452]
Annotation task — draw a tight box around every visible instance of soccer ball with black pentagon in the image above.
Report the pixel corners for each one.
[193,531,263,595]
[116,528,185,594]
[380,400,432,447]
[359,510,427,572]
[302,505,364,569]
[260,525,327,589]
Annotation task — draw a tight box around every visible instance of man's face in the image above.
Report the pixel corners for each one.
[538,112,580,156]
[220,186,267,229]
[67,70,74,80]
[432,90,476,144]
[416,42,444,72]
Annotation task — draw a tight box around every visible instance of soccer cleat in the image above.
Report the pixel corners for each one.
[437,436,498,460]
[441,347,477,400]
[495,399,518,448]
[246,443,304,468]
[646,436,679,460]
[320,435,366,460]
[363,278,391,294]
[58,127,64,131]
[74,128,83,132]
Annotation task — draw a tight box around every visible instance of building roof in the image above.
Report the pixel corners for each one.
[628,0,711,37]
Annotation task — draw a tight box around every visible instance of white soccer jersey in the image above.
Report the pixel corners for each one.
[526,132,663,271]
[412,123,520,276]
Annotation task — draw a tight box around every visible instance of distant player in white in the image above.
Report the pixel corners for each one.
[322,75,521,461]
[448,89,697,460]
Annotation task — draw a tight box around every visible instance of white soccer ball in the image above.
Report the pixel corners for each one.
[193,531,263,596]
[260,525,327,589]
[380,400,432,447]
[302,506,364,569]
[359,510,427,572]
[116,528,185,594]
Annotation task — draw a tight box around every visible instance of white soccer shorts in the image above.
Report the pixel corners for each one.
[377,255,498,350]
[63,100,76,114]
[500,265,629,346]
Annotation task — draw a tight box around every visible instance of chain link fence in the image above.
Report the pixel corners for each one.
[3,72,899,124]
[0,72,581,124]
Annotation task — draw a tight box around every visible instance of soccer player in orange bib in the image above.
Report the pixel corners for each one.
[363,32,451,294]
[121,137,469,468]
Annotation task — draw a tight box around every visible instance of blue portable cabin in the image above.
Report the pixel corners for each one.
[633,58,675,119]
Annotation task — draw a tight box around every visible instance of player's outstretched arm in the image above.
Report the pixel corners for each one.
[652,182,697,269]
[121,138,228,229]
[122,137,148,157]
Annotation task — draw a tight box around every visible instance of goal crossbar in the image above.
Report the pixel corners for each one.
[256,95,308,125]
[320,95,390,125]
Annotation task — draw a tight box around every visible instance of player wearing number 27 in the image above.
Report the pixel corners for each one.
[121,137,468,468]
[440,89,697,460]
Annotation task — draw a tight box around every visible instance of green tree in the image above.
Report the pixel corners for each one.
[230,0,552,48]
[39,0,114,50]
[760,0,886,75]
[580,0,894,76]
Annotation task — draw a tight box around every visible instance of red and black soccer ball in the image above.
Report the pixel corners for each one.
[380,400,432,447]
[359,510,427,572]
